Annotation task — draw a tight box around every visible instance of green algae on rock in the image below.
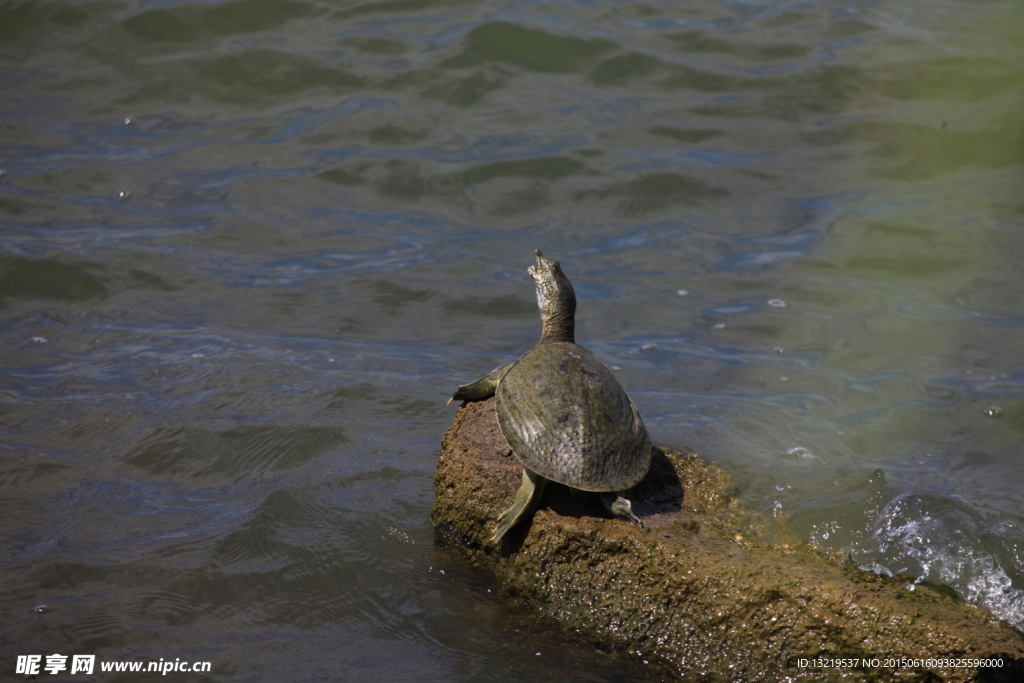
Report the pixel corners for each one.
[432,398,1024,682]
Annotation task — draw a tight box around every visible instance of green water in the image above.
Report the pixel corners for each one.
[1,0,1022,680]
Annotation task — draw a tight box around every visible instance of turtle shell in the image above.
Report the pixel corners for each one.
[495,341,651,492]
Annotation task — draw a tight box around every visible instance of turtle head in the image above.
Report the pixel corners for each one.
[529,250,576,343]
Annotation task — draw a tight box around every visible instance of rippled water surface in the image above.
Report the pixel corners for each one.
[2,0,1023,679]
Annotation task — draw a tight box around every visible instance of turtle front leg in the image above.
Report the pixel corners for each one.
[447,362,514,404]
[601,492,644,528]
[492,468,547,542]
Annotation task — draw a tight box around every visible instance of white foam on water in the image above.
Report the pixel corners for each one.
[863,493,1024,630]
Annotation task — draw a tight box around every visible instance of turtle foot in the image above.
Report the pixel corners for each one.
[448,362,514,404]
[491,515,516,543]
[602,493,644,528]
[492,506,527,542]
[491,468,546,543]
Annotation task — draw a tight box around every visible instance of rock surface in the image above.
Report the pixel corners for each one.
[432,398,1024,682]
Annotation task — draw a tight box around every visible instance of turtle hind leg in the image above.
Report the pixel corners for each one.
[601,492,645,528]
[492,468,547,542]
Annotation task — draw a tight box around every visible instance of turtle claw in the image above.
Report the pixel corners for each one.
[492,505,524,542]
[602,493,643,528]
[491,518,514,543]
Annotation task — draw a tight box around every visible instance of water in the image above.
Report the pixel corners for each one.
[1,0,1022,679]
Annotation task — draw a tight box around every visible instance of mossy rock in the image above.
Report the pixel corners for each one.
[432,398,1024,682]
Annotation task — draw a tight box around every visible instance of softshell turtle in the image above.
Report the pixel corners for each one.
[448,250,652,542]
